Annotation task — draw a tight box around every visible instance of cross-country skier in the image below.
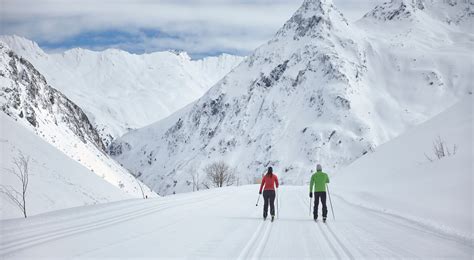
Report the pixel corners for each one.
[309,164,330,222]
[259,167,279,221]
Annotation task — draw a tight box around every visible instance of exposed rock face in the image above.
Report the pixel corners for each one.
[0,43,105,152]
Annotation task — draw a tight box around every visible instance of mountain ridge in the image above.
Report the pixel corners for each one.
[0,35,245,147]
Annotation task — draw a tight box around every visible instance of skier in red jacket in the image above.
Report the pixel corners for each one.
[259,167,279,221]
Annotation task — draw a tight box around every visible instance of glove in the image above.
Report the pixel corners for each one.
[259,191,262,195]
[309,192,313,198]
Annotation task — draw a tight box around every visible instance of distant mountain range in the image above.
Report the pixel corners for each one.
[0,35,244,147]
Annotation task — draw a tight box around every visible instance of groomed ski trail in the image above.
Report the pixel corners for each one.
[0,185,472,259]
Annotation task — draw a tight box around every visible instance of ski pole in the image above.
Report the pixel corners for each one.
[277,188,279,219]
[256,194,261,206]
[309,197,312,217]
[327,184,335,220]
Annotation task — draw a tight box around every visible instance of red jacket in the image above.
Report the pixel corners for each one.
[259,174,279,193]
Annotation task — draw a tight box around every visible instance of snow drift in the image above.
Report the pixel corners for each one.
[334,96,473,241]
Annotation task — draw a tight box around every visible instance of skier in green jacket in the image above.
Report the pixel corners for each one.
[309,164,330,222]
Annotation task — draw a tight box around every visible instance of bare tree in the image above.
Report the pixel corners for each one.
[131,171,146,199]
[135,177,146,199]
[188,171,200,192]
[201,181,210,190]
[0,152,30,218]
[425,136,457,162]
[203,161,236,188]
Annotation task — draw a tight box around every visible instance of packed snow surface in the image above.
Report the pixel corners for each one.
[0,185,471,259]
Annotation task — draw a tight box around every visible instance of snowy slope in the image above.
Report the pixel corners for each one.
[0,43,156,199]
[0,185,472,259]
[333,95,473,240]
[0,35,244,146]
[112,0,473,195]
[0,113,134,220]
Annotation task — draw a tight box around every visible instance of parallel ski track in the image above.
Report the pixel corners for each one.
[300,189,409,259]
[0,192,221,256]
[252,220,273,258]
[72,194,232,258]
[237,219,274,259]
[324,223,355,259]
[236,221,264,259]
[318,193,414,258]
[297,190,342,259]
[2,199,155,234]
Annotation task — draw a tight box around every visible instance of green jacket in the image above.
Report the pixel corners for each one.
[310,170,330,192]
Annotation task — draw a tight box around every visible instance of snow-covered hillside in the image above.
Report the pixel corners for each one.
[333,95,473,240]
[0,35,244,146]
[0,43,155,199]
[0,113,134,220]
[112,0,473,195]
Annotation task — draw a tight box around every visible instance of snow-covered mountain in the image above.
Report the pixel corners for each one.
[112,0,473,195]
[0,43,156,198]
[363,0,473,32]
[0,35,244,147]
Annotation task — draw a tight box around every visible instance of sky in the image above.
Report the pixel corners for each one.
[0,0,386,59]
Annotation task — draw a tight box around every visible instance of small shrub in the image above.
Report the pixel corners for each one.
[425,136,457,162]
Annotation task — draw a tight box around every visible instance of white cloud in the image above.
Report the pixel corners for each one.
[0,0,385,57]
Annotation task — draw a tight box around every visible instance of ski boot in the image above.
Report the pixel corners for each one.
[271,215,275,222]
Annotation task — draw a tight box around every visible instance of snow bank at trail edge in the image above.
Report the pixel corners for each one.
[0,113,135,220]
[333,95,473,241]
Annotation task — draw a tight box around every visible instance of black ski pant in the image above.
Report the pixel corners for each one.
[313,192,328,218]
[263,190,276,218]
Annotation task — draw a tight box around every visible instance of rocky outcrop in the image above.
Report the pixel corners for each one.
[0,43,105,152]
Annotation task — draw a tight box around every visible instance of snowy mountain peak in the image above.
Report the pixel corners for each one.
[0,35,47,59]
[363,0,473,28]
[363,0,431,21]
[168,50,192,60]
[275,0,348,40]
[298,0,335,17]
